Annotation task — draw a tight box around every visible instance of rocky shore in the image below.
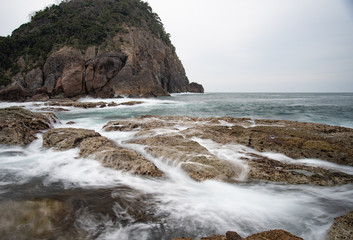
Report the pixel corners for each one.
[1,106,353,239]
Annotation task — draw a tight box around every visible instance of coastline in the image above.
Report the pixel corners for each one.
[0,94,353,239]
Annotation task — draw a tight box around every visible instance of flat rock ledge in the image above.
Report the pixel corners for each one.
[0,107,56,145]
[103,115,353,186]
[43,128,163,177]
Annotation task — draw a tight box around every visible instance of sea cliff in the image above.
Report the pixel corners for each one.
[0,0,203,100]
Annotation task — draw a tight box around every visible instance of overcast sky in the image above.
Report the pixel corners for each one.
[1,0,353,92]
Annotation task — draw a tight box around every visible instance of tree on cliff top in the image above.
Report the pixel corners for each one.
[0,0,172,87]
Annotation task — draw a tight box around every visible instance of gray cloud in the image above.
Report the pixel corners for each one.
[1,0,352,92]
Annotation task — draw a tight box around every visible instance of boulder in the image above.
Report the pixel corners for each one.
[25,68,43,91]
[0,199,73,240]
[0,107,55,145]
[326,210,353,239]
[0,83,30,101]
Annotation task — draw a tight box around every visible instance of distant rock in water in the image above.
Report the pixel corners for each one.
[0,0,203,101]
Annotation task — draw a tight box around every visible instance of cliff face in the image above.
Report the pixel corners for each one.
[0,0,203,100]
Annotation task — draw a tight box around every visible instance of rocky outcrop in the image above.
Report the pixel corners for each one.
[174,230,303,240]
[2,27,203,101]
[326,210,353,240]
[44,100,143,109]
[103,116,353,185]
[0,83,30,101]
[229,119,353,167]
[43,128,163,177]
[0,107,56,145]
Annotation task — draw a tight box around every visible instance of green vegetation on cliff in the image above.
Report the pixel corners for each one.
[0,0,171,87]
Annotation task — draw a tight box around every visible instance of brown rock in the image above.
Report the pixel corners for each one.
[0,199,73,240]
[55,62,85,97]
[43,128,100,150]
[247,154,353,186]
[226,231,243,240]
[189,82,204,93]
[111,27,203,96]
[172,238,193,240]
[79,135,163,177]
[0,83,30,101]
[43,129,164,177]
[43,47,83,94]
[119,101,143,106]
[79,136,116,157]
[229,120,353,166]
[24,68,43,91]
[93,146,164,177]
[85,52,127,96]
[326,210,353,240]
[45,101,107,109]
[0,107,55,145]
[104,115,353,185]
[32,93,50,101]
[201,235,227,240]
[131,134,241,182]
[244,229,303,240]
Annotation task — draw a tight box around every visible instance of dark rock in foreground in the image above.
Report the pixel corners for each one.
[0,107,56,145]
[43,128,163,177]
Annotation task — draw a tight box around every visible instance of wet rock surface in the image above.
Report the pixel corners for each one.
[0,107,56,145]
[43,128,163,177]
[104,115,353,185]
[326,210,353,240]
[175,229,303,240]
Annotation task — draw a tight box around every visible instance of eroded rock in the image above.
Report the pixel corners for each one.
[175,229,303,240]
[0,83,30,101]
[104,116,353,185]
[0,107,55,145]
[0,199,74,240]
[326,210,353,240]
[43,128,100,150]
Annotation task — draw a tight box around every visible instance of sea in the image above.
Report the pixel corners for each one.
[0,92,353,240]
